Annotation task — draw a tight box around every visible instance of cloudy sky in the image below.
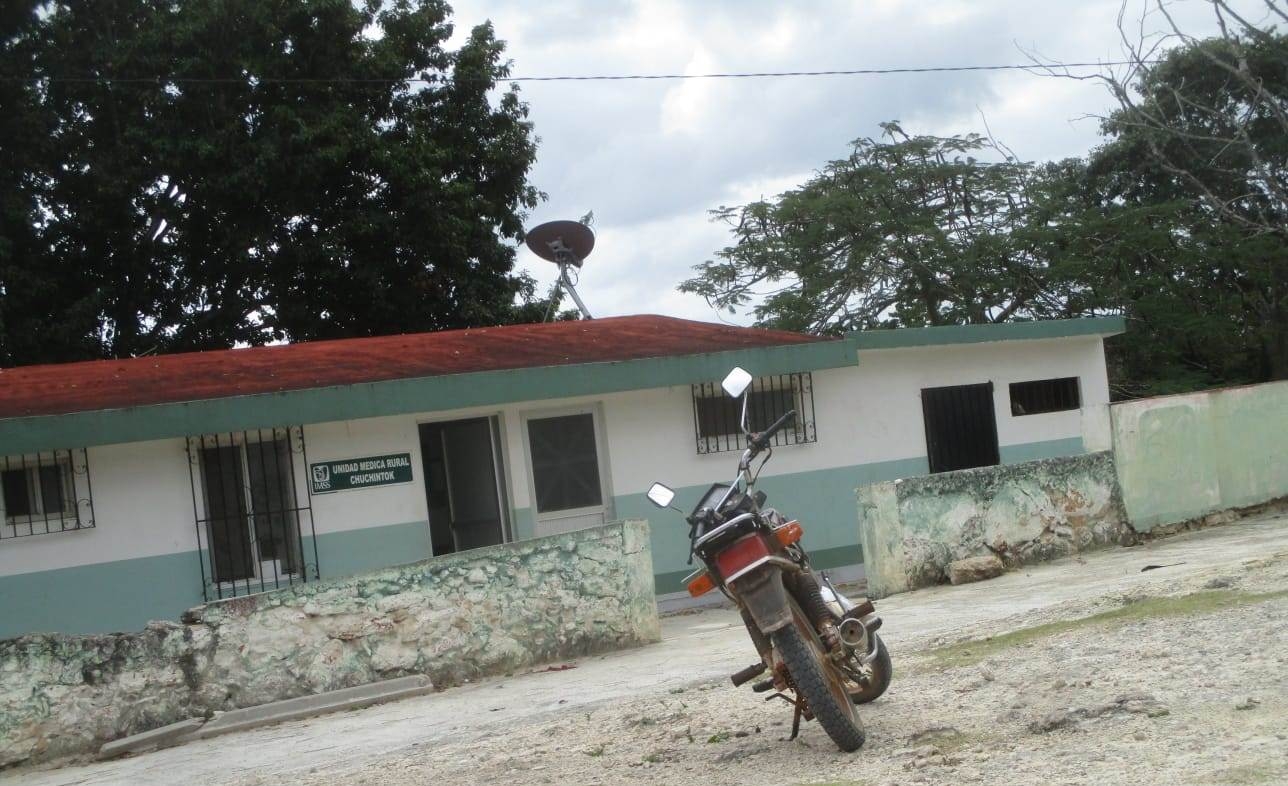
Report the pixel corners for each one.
[445,0,1256,325]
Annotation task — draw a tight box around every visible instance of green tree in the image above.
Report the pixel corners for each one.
[0,0,547,365]
[1087,3,1288,385]
[681,123,1093,334]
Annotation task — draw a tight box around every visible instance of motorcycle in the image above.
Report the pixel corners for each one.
[646,367,892,752]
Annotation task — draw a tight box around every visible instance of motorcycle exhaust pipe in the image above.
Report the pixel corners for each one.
[838,617,869,651]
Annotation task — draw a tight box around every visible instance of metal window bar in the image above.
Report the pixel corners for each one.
[692,372,817,454]
[0,448,95,539]
[186,426,317,601]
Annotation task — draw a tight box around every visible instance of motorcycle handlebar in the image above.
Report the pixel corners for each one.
[750,409,797,452]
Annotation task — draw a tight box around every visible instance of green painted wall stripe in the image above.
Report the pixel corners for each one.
[640,438,1087,594]
[652,543,865,596]
[0,551,206,638]
[4,437,1087,635]
[999,436,1084,464]
[848,316,1125,350]
[305,519,432,580]
[511,507,535,542]
[623,455,931,594]
[0,341,856,454]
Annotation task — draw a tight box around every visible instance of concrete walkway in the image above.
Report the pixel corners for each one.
[11,511,1287,786]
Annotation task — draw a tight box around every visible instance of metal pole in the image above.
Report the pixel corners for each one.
[558,263,593,319]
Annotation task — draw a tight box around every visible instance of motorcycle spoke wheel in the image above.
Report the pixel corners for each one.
[771,602,866,752]
[847,633,893,705]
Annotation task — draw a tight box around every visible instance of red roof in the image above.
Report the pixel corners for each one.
[0,315,832,418]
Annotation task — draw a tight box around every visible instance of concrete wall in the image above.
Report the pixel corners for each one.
[858,452,1129,597]
[0,520,659,768]
[1111,380,1288,531]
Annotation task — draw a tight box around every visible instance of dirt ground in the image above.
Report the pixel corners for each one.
[230,548,1288,786]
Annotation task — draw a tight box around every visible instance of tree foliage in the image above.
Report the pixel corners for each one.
[1087,2,1288,389]
[682,123,1115,335]
[0,0,550,365]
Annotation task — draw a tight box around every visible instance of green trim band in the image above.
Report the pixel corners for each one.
[1000,436,1085,464]
[652,543,865,595]
[848,316,1125,350]
[0,341,855,454]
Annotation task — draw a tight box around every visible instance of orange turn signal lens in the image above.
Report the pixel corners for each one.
[774,520,803,547]
[687,572,716,597]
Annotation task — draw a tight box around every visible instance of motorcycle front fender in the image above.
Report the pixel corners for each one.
[730,564,793,635]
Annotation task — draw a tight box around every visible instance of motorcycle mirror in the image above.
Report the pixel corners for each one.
[721,367,753,399]
[646,482,676,509]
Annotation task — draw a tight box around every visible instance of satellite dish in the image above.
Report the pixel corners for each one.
[525,220,595,269]
[524,219,595,319]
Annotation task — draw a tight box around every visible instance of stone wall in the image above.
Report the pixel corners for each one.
[1111,380,1288,532]
[858,452,1130,597]
[0,519,659,769]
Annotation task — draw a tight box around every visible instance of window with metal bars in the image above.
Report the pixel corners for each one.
[186,427,317,600]
[0,449,95,538]
[691,372,816,454]
[1009,377,1081,416]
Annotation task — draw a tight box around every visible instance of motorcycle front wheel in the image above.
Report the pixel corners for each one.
[771,607,866,752]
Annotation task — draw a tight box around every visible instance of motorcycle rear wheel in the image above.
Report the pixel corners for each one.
[771,610,866,752]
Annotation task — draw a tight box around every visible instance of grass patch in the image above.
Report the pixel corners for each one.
[1204,763,1285,784]
[926,589,1288,671]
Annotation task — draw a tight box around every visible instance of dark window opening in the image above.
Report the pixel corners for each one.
[1010,377,1081,416]
[921,382,1001,474]
[1,450,94,538]
[527,413,603,514]
[692,372,817,454]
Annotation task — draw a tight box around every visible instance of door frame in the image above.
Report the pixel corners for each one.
[518,402,615,536]
[416,412,514,550]
[188,427,311,597]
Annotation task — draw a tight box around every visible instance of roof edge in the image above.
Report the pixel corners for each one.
[847,316,1126,350]
[0,339,855,454]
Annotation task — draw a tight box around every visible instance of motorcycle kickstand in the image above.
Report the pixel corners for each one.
[765,691,807,741]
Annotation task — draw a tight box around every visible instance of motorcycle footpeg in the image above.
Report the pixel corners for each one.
[862,614,883,633]
[751,678,775,693]
[730,662,768,687]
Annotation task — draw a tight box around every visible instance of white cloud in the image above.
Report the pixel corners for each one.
[446,0,1266,327]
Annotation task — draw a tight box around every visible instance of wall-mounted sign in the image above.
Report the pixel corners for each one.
[310,453,414,494]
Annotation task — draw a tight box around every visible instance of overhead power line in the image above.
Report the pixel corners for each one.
[2,60,1149,86]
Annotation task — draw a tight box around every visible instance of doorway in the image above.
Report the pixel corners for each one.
[418,417,511,555]
[920,382,1001,473]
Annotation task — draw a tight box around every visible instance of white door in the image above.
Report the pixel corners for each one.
[522,408,613,538]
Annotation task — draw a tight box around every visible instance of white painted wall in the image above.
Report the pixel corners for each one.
[1,335,1110,578]
[304,415,430,536]
[600,335,1110,499]
[0,438,195,576]
[850,336,1110,462]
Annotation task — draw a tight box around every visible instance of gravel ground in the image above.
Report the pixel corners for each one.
[236,551,1288,786]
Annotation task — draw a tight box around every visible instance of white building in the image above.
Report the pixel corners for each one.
[0,315,1123,637]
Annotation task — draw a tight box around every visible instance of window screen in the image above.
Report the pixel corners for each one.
[1009,377,1081,416]
[527,413,603,513]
